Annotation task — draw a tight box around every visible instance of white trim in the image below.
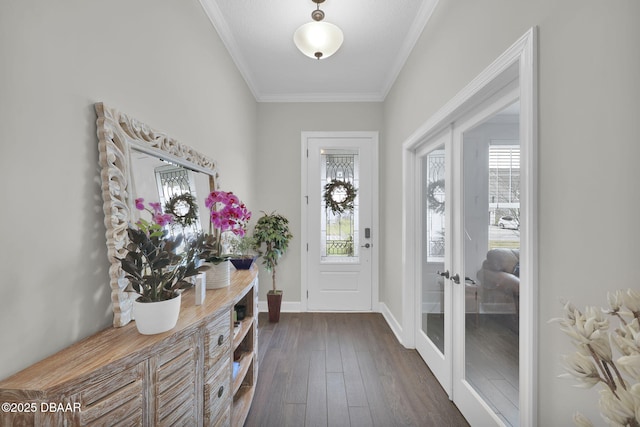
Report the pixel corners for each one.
[401,146,417,347]
[379,0,440,100]
[401,27,538,427]
[301,131,380,313]
[197,0,260,100]
[257,92,386,103]
[379,302,405,347]
[258,301,302,313]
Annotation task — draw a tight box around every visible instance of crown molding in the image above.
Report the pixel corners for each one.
[379,0,440,99]
[198,0,261,100]
[257,91,385,103]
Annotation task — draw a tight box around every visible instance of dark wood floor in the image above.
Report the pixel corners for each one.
[245,312,469,427]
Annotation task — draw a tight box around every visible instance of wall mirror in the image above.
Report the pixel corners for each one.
[95,102,219,327]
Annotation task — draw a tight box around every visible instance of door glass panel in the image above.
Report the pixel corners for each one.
[463,103,520,426]
[421,146,446,354]
[321,149,359,263]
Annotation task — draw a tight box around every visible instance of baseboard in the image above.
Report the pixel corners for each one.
[258,301,302,313]
[379,302,405,346]
[257,300,407,348]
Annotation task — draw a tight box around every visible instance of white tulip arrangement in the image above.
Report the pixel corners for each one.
[552,289,640,427]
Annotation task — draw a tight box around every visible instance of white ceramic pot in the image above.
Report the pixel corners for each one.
[133,293,182,335]
[206,261,231,289]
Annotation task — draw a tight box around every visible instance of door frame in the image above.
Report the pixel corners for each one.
[401,28,538,426]
[301,131,380,312]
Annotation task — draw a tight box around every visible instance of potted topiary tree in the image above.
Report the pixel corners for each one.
[253,211,293,322]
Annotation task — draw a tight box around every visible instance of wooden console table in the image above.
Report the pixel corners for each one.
[0,267,258,426]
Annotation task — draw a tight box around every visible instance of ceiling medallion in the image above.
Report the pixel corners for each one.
[293,0,344,60]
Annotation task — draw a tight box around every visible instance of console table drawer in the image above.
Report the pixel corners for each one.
[204,358,231,425]
[204,310,231,369]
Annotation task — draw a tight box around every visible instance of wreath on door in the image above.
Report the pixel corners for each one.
[324,180,357,214]
[165,192,199,227]
[426,179,445,214]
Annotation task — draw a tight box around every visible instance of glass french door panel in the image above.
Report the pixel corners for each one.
[421,146,446,354]
[320,149,359,264]
[462,105,520,426]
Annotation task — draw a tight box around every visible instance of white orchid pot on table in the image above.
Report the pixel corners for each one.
[120,199,210,335]
[552,289,640,427]
[202,190,251,289]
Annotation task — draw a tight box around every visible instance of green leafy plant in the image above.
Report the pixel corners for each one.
[119,199,210,302]
[253,211,293,293]
[228,235,258,259]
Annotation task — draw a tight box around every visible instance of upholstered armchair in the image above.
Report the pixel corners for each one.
[476,248,520,314]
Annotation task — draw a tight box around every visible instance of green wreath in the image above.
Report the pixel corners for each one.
[324,180,357,214]
[426,179,445,214]
[165,193,199,227]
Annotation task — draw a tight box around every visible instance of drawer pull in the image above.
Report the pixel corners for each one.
[218,385,224,398]
[218,334,224,346]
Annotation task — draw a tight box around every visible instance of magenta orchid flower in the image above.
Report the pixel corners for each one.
[133,199,174,232]
[135,198,145,210]
[206,191,251,236]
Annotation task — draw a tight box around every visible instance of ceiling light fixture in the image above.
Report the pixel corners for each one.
[293,0,344,60]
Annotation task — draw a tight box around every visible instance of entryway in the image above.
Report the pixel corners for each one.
[245,312,469,426]
[301,132,379,312]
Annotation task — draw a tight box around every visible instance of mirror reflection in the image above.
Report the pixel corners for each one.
[130,149,213,244]
[95,102,219,327]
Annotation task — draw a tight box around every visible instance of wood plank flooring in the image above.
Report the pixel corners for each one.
[245,312,469,427]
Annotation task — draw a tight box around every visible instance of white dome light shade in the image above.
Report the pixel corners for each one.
[293,21,344,59]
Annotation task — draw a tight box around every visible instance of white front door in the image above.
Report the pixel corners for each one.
[303,132,378,311]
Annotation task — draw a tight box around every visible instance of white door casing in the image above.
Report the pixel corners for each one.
[302,132,379,312]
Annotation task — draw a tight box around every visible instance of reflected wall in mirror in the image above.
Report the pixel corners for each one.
[95,102,219,327]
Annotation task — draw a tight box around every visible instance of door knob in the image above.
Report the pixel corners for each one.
[437,270,449,279]
[361,243,371,248]
[450,274,460,284]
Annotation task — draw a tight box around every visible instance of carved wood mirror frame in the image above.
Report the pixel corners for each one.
[95,102,219,327]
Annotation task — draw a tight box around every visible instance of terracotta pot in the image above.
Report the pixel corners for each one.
[267,292,282,323]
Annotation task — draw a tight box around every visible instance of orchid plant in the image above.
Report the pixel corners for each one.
[203,191,251,262]
[118,199,210,302]
[552,289,640,427]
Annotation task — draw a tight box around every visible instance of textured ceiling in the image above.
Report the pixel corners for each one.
[199,0,440,102]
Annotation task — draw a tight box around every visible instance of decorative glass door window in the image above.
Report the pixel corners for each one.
[155,165,202,239]
[320,149,359,263]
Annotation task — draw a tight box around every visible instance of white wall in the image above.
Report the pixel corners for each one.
[383,0,640,424]
[255,102,383,302]
[0,0,257,380]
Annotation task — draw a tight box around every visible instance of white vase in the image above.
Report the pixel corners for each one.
[206,261,231,289]
[133,293,182,335]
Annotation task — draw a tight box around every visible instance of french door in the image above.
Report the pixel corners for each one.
[303,132,378,311]
[416,94,523,426]
[415,129,453,396]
